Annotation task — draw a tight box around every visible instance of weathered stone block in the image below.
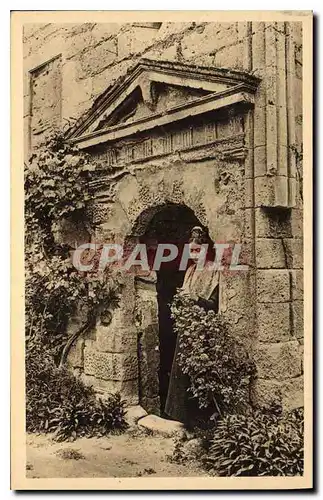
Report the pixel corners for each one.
[83,348,138,381]
[64,31,95,60]
[251,375,304,411]
[291,22,302,48]
[237,21,250,41]
[138,325,160,399]
[291,209,303,238]
[95,325,137,353]
[91,59,133,98]
[291,269,304,300]
[254,340,302,380]
[90,23,122,44]
[154,22,193,41]
[250,378,281,408]
[288,178,297,208]
[136,290,159,326]
[254,176,289,208]
[243,208,254,238]
[139,396,161,416]
[280,375,304,411]
[292,300,304,339]
[131,25,159,54]
[257,302,291,342]
[253,145,267,178]
[80,373,139,405]
[295,60,302,80]
[257,270,290,303]
[252,22,266,74]
[61,61,92,117]
[124,405,148,426]
[78,39,117,79]
[213,42,245,70]
[255,207,292,238]
[283,238,303,269]
[182,23,239,60]
[138,414,185,437]
[67,338,85,369]
[255,238,285,269]
[299,344,304,374]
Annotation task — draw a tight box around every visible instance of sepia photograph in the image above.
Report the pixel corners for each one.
[11,10,312,490]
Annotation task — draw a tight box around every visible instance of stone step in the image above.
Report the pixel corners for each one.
[137,414,185,437]
[124,405,148,427]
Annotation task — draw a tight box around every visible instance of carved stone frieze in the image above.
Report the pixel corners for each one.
[89,125,245,174]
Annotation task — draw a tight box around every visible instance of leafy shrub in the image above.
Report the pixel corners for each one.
[203,407,304,476]
[25,130,128,441]
[25,129,94,233]
[171,293,256,419]
[25,130,124,359]
[26,341,127,441]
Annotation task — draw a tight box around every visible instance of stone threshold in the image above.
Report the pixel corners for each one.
[125,405,185,438]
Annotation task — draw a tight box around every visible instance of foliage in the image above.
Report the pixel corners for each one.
[26,339,127,441]
[25,129,127,439]
[25,130,94,235]
[25,242,123,361]
[25,129,123,360]
[203,407,304,476]
[170,292,256,419]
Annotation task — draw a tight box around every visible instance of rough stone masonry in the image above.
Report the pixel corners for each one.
[24,21,303,414]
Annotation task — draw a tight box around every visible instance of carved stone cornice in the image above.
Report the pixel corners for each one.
[66,58,259,150]
[70,87,253,150]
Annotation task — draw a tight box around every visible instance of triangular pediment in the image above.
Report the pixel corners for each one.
[67,59,260,148]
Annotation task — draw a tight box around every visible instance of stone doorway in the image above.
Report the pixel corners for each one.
[134,203,204,416]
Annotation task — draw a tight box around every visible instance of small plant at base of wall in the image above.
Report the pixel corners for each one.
[202,406,304,476]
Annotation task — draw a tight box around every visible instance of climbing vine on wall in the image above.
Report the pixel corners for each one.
[25,130,123,363]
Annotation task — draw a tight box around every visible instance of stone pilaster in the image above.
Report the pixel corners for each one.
[252,210,303,410]
[251,22,299,209]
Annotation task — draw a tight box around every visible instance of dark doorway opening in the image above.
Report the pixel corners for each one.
[140,203,204,415]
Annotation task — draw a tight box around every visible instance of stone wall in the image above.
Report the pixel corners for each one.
[23,22,298,150]
[24,21,303,412]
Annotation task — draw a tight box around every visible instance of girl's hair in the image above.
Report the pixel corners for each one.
[189,226,210,245]
[189,225,215,261]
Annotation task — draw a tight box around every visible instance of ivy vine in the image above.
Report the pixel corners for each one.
[25,130,123,364]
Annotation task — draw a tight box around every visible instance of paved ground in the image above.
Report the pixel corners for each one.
[26,430,207,478]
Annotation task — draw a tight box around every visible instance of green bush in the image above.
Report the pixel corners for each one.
[24,131,127,440]
[203,407,304,476]
[171,293,256,419]
[26,341,127,441]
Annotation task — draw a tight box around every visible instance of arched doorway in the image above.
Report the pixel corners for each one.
[131,203,206,416]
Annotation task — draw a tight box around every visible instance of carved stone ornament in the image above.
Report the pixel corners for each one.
[66,58,260,150]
